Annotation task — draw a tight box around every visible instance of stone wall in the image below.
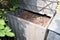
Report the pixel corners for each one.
[18,0,57,17]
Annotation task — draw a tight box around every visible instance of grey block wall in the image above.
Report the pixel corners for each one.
[18,0,57,17]
[47,31,60,40]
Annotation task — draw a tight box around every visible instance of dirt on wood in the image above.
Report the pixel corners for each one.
[17,11,50,27]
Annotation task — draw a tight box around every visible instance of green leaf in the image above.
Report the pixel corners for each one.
[10,8,15,11]
[0,19,5,25]
[0,11,2,14]
[0,39,1,40]
[0,30,5,37]
[6,32,15,37]
[1,9,4,11]
[4,11,7,14]
[4,26,11,32]
[0,24,4,29]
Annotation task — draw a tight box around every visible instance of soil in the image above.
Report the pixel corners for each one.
[17,11,50,27]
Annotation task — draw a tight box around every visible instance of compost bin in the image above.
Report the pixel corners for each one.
[6,8,53,40]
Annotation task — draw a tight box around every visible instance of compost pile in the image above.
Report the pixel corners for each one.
[17,11,50,27]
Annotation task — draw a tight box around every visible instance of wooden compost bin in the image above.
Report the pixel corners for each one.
[6,9,53,40]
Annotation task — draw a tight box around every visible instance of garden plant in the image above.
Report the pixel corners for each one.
[0,0,19,40]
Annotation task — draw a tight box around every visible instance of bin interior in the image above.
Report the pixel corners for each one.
[17,10,51,27]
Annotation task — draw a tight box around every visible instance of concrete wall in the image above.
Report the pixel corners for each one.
[47,31,60,40]
[18,0,57,17]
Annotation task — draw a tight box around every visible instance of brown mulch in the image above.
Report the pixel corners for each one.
[17,11,50,27]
